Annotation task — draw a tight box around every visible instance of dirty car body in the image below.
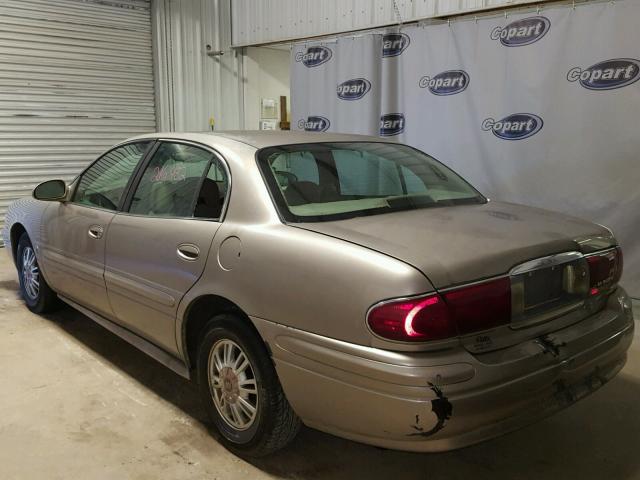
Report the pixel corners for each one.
[2,131,634,453]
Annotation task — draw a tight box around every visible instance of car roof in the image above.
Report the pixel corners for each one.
[130,130,392,150]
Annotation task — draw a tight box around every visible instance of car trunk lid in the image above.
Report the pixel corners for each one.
[294,201,611,289]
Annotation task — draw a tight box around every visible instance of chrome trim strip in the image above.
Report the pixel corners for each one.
[509,247,618,278]
[509,251,583,276]
[582,246,617,258]
[576,233,617,253]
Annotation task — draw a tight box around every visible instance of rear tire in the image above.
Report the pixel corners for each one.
[16,233,60,314]
[196,314,301,457]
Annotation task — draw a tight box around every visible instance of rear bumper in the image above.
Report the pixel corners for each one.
[253,288,634,452]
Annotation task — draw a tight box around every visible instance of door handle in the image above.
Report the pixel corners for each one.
[177,243,200,261]
[88,225,104,239]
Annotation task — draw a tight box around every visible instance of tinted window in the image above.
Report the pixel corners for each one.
[129,142,227,219]
[257,142,485,222]
[194,158,229,219]
[401,166,428,194]
[270,151,319,188]
[74,142,150,210]
[333,149,402,196]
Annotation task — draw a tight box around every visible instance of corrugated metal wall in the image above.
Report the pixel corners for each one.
[0,0,155,244]
[231,0,551,46]
[152,0,243,132]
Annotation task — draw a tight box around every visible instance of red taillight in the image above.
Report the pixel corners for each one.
[367,277,512,342]
[367,294,454,342]
[587,247,623,295]
[443,277,512,334]
[614,247,623,284]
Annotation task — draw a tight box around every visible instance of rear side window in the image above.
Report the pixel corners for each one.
[129,142,228,219]
[74,142,150,210]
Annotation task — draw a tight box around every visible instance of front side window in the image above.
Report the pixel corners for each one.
[129,142,228,219]
[74,142,150,210]
[257,142,485,222]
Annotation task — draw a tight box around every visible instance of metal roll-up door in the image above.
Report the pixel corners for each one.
[0,0,155,245]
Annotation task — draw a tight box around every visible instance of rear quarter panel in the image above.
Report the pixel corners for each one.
[178,221,434,348]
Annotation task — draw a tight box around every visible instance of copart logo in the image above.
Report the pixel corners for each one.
[490,16,550,47]
[295,46,332,67]
[337,78,371,100]
[380,113,405,136]
[419,70,470,95]
[298,116,330,132]
[382,33,410,57]
[482,113,543,140]
[568,59,640,91]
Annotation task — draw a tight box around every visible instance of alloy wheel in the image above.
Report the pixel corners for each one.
[208,339,259,431]
[21,246,40,300]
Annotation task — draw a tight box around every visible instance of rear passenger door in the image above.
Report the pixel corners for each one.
[104,141,229,354]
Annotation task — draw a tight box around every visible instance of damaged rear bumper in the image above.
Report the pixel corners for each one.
[252,288,634,452]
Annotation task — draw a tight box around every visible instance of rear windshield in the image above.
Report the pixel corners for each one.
[256,142,486,222]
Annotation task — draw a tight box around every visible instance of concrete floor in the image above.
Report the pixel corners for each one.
[0,255,639,480]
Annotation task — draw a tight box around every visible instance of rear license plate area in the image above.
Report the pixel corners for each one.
[511,257,589,326]
[523,266,565,311]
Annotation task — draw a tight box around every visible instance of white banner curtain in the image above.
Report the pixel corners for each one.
[291,0,640,298]
[291,36,382,135]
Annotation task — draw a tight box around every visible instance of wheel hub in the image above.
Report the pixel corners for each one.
[220,367,239,403]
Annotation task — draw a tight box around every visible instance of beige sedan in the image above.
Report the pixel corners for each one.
[2,131,634,456]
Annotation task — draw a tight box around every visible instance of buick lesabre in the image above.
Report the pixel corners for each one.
[2,131,634,456]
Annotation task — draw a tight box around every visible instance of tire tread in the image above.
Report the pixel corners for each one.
[259,371,301,455]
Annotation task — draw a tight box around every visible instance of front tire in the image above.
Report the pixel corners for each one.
[196,314,301,457]
[16,233,60,314]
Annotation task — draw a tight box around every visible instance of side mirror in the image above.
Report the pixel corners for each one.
[33,180,67,201]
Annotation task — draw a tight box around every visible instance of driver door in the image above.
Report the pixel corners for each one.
[40,141,152,319]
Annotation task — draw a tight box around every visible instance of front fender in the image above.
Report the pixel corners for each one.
[2,197,50,267]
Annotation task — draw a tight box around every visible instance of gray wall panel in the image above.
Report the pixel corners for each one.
[231,0,549,46]
[0,0,155,244]
[152,0,243,132]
